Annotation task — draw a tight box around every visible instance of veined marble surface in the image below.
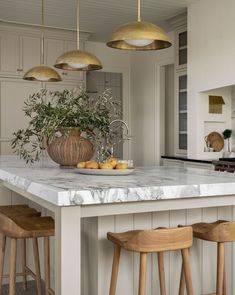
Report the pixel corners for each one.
[0,156,235,206]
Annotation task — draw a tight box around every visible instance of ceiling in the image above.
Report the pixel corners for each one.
[0,0,193,41]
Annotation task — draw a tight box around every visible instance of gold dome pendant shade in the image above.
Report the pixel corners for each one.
[23,65,61,82]
[23,0,61,82]
[54,0,102,71]
[54,50,102,71]
[106,0,172,51]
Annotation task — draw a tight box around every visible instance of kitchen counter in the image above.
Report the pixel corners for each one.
[0,156,235,206]
[1,156,235,295]
[161,155,214,164]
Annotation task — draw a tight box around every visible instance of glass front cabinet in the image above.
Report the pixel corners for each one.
[175,28,187,155]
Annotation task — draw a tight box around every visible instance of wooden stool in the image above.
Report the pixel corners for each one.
[0,205,55,295]
[179,220,234,295]
[107,226,194,295]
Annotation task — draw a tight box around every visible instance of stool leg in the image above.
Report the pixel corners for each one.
[138,253,147,295]
[223,264,226,295]
[216,242,225,295]
[22,238,27,291]
[32,237,42,295]
[181,248,194,295]
[0,235,6,294]
[44,237,50,295]
[9,238,17,295]
[109,245,121,295]
[178,262,185,295]
[157,252,166,295]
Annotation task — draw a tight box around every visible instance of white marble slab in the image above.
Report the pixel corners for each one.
[0,156,235,206]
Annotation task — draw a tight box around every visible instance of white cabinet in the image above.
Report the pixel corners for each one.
[21,35,41,74]
[175,71,187,154]
[176,28,187,70]
[0,32,20,76]
[0,31,41,77]
[0,80,40,154]
[174,26,188,155]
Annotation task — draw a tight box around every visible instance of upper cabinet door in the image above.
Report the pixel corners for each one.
[175,28,187,70]
[0,32,21,76]
[44,38,64,77]
[62,40,84,83]
[21,35,41,74]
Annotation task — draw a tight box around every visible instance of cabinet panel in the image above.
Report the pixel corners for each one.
[0,32,20,75]
[21,36,41,73]
[44,38,64,76]
[1,81,40,138]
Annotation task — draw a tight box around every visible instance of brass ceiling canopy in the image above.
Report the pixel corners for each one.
[54,0,102,71]
[23,66,62,82]
[23,0,61,82]
[106,0,172,51]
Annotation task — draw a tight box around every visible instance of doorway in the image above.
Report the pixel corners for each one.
[86,71,124,159]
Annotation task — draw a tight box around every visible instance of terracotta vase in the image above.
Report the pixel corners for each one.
[47,128,94,167]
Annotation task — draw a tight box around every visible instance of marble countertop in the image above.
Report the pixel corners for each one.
[0,156,235,206]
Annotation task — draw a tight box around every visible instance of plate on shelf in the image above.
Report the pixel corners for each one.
[75,168,135,176]
[206,132,224,152]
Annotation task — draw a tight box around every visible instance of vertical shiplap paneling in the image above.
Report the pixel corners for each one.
[98,216,115,295]
[152,211,170,295]
[133,213,152,295]
[186,209,203,295]
[115,214,134,295]
[169,210,187,295]
[202,207,218,294]
[218,206,233,294]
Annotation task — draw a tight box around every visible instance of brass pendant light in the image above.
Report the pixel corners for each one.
[23,0,61,82]
[106,0,172,51]
[54,0,102,71]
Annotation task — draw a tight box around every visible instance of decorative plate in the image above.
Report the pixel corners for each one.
[206,132,224,152]
[75,168,135,176]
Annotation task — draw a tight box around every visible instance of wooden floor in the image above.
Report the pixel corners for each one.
[2,281,45,295]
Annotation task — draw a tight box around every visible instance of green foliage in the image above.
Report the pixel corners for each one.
[11,88,121,163]
[222,129,232,140]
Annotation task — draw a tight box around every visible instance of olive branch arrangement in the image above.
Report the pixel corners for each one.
[11,88,125,163]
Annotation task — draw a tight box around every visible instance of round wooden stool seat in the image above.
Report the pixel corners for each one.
[192,220,235,242]
[108,227,193,252]
[108,226,194,295]
[0,213,54,239]
[0,205,41,218]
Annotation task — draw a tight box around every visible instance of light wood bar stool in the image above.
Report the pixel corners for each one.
[179,220,234,295]
[0,205,55,295]
[107,226,194,295]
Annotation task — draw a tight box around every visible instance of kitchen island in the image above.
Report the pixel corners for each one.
[1,156,235,294]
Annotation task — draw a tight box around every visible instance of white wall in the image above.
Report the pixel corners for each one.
[130,32,174,166]
[188,0,235,158]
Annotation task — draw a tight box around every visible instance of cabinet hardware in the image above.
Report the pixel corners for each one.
[17,69,23,72]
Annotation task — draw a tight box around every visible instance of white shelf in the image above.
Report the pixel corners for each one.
[179,110,187,114]
[179,131,187,135]
[179,89,187,93]
[179,45,187,50]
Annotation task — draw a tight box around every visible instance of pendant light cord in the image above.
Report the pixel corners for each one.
[77,0,80,49]
[138,0,141,22]
[41,0,45,65]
